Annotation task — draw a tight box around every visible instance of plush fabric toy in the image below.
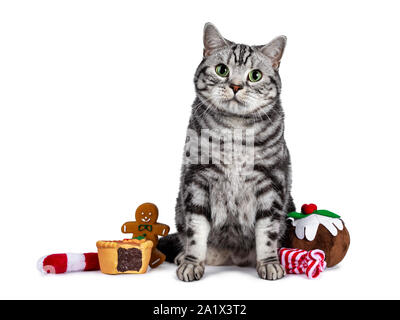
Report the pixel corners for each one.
[37,253,99,274]
[279,248,326,279]
[38,203,170,274]
[121,203,170,268]
[283,204,350,268]
[96,239,153,274]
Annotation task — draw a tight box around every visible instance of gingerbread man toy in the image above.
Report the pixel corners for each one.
[121,203,170,268]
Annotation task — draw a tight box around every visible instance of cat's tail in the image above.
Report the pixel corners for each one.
[37,253,100,274]
[157,233,183,263]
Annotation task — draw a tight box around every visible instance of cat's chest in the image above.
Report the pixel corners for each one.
[212,168,247,195]
[208,169,257,228]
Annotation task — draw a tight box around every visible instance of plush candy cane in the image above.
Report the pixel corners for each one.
[37,253,100,274]
[279,248,327,279]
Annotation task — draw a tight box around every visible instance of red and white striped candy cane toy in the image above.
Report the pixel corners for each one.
[279,248,327,279]
[37,253,100,274]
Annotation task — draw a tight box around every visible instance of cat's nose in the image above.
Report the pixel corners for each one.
[229,83,243,94]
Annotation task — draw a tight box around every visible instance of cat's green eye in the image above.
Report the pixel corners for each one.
[248,69,263,82]
[215,64,230,77]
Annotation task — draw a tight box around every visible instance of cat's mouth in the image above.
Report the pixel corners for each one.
[227,95,247,107]
[231,96,242,103]
[221,94,244,104]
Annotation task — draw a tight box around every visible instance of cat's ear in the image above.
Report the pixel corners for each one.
[259,36,287,70]
[203,23,231,57]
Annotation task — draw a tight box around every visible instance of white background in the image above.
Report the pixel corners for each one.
[1,0,399,300]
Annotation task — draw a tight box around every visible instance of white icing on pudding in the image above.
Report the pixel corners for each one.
[288,215,344,241]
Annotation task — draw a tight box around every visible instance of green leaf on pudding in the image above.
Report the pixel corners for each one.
[314,210,340,219]
[287,211,307,219]
[287,210,341,220]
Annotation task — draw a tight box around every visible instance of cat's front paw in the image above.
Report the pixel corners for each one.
[176,261,205,282]
[256,262,285,280]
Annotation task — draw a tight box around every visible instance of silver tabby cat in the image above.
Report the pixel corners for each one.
[158,23,295,281]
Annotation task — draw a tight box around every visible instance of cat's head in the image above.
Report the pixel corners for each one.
[195,23,286,116]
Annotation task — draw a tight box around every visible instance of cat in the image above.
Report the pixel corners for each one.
[158,23,295,281]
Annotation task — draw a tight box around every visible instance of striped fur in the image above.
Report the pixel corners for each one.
[159,23,295,281]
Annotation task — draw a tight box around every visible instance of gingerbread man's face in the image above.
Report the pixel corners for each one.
[135,203,159,224]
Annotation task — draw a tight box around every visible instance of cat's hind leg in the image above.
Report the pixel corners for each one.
[157,233,183,263]
[230,250,256,267]
[205,247,232,266]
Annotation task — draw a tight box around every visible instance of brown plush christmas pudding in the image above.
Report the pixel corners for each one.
[96,239,153,274]
[284,204,350,268]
